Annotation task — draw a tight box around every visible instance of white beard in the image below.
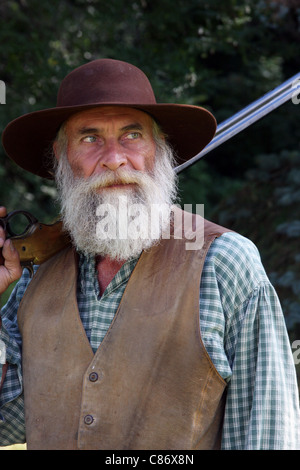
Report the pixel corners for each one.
[54,143,178,261]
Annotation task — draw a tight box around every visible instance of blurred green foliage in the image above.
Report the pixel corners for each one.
[0,1,300,342]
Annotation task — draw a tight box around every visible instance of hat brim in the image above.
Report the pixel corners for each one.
[2,102,216,179]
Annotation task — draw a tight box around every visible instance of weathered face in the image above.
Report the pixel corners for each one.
[53,106,177,260]
[56,106,157,181]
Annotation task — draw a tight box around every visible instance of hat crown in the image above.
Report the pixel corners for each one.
[2,58,216,179]
[57,59,157,108]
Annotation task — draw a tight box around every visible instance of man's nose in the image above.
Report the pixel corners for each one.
[99,140,128,171]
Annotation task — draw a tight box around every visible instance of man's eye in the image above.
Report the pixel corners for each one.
[82,135,97,143]
[127,132,140,140]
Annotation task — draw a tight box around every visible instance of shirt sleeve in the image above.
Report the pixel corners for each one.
[0,268,35,446]
[200,232,300,450]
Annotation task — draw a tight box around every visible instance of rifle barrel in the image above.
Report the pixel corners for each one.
[175,72,300,174]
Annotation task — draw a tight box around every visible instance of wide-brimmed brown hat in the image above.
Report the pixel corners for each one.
[2,58,216,179]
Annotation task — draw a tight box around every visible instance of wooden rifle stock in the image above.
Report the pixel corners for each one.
[11,220,71,275]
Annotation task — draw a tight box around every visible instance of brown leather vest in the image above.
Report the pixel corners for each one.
[18,211,229,450]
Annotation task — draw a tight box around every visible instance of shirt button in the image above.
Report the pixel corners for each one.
[89,372,98,382]
[84,414,94,425]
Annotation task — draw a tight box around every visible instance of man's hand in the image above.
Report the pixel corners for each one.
[0,207,22,295]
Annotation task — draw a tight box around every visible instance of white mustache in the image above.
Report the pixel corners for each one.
[80,169,152,192]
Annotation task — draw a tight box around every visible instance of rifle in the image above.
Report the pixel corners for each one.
[1,72,300,273]
[0,211,70,275]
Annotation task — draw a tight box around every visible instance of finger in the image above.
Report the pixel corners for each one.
[0,226,5,248]
[0,207,7,246]
[1,239,22,279]
[0,206,7,217]
[2,239,20,263]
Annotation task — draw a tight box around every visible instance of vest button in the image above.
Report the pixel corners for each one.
[89,372,98,382]
[84,414,94,425]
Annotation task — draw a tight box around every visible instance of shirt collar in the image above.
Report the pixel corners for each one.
[78,252,139,298]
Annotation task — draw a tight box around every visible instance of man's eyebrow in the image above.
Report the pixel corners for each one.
[77,123,144,135]
[77,127,100,135]
[120,123,144,132]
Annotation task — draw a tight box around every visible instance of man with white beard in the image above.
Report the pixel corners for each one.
[0,59,299,451]
[53,114,177,264]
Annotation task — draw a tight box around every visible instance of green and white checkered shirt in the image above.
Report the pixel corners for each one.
[0,232,299,449]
